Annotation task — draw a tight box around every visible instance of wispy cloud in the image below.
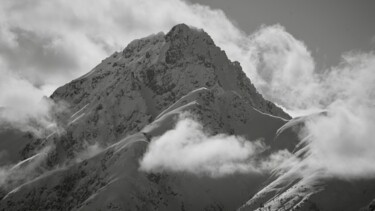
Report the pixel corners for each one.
[244,25,318,111]
[0,60,66,137]
[293,52,375,180]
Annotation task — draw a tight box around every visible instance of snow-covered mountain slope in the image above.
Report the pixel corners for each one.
[2,24,374,211]
[0,89,292,210]
[0,130,267,210]
[49,23,289,145]
[0,24,292,210]
[0,83,291,210]
[17,23,289,168]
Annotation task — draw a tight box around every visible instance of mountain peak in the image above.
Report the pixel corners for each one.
[52,23,289,120]
[165,23,214,45]
[166,23,191,36]
[0,24,298,210]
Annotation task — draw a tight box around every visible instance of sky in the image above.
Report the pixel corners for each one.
[189,0,375,70]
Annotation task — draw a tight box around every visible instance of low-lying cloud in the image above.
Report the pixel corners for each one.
[139,115,290,177]
[0,61,65,137]
[240,23,375,182]
[262,51,375,185]
[291,53,375,180]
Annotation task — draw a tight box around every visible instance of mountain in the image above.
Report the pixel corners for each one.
[0,24,374,211]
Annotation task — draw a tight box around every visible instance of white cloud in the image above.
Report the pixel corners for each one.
[139,114,291,177]
[296,52,375,180]
[241,26,375,181]
[0,60,65,136]
[245,25,319,111]
[266,51,375,184]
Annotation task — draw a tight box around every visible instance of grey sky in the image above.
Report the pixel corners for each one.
[188,0,375,69]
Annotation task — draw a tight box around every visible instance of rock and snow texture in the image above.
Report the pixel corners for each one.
[0,23,291,210]
[40,23,289,168]
[1,24,374,211]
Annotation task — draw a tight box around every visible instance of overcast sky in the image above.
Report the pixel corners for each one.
[189,0,375,70]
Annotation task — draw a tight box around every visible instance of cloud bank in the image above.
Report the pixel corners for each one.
[293,53,375,180]
[140,115,290,177]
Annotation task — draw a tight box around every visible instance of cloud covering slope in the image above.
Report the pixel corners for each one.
[140,115,290,177]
